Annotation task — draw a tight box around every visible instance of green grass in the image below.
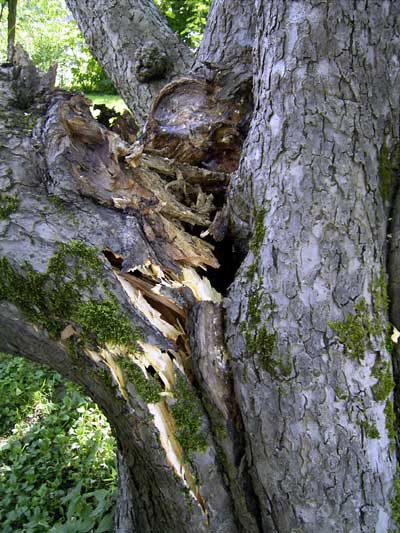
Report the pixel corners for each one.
[0,353,116,532]
[85,93,128,114]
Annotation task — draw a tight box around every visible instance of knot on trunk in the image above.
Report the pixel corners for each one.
[143,77,251,173]
[134,41,169,82]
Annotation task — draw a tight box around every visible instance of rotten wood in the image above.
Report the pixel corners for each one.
[137,153,229,190]
[143,77,252,173]
[40,93,219,271]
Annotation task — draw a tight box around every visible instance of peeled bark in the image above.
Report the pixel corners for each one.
[227,1,400,531]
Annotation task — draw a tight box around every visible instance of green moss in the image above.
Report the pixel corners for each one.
[371,271,389,317]
[74,298,139,349]
[48,195,67,212]
[379,144,400,201]
[118,358,162,403]
[243,287,275,355]
[0,240,140,349]
[242,279,291,379]
[384,400,396,442]
[0,257,53,332]
[370,272,391,344]
[249,207,267,255]
[330,273,394,362]
[47,240,102,284]
[254,325,277,360]
[245,262,257,282]
[329,299,374,362]
[371,359,394,402]
[391,473,400,526]
[171,375,207,458]
[0,193,19,219]
[335,386,348,401]
[96,366,114,389]
[359,419,380,439]
[256,328,278,367]
[246,206,268,281]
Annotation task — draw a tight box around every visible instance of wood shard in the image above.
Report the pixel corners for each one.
[60,324,76,340]
[119,271,186,322]
[148,401,200,505]
[99,348,129,400]
[180,267,222,303]
[138,153,229,190]
[138,341,175,391]
[115,271,182,342]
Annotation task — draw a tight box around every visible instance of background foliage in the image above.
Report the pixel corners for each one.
[0,0,211,92]
[154,0,211,48]
[0,354,116,532]
[0,0,116,92]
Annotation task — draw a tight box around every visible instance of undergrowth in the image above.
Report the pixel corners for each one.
[0,353,116,533]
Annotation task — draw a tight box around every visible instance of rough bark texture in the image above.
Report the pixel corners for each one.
[227,1,400,531]
[194,0,255,96]
[65,0,193,124]
[2,0,400,532]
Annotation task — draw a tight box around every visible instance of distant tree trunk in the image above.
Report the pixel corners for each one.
[6,0,17,63]
[1,1,400,532]
[65,0,193,124]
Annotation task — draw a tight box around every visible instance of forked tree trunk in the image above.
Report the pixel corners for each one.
[65,0,194,124]
[1,1,400,532]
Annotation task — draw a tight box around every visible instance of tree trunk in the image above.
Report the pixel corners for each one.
[0,50,257,530]
[1,1,400,532]
[7,0,17,63]
[227,1,400,531]
[65,0,193,124]
[193,0,255,96]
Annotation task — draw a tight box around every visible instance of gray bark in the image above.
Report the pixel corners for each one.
[65,0,193,124]
[194,0,255,97]
[1,0,400,532]
[227,1,400,531]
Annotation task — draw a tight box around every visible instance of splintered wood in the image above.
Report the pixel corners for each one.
[55,93,231,272]
[47,84,245,509]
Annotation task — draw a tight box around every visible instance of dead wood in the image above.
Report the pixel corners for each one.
[143,77,252,173]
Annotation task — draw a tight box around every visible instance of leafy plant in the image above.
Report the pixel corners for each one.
[0,353,116,532]
[0,0,212,91]
[0,0,116,93]
[154,0,211,48]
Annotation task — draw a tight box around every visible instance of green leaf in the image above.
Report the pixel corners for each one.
[96,513,114,533]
